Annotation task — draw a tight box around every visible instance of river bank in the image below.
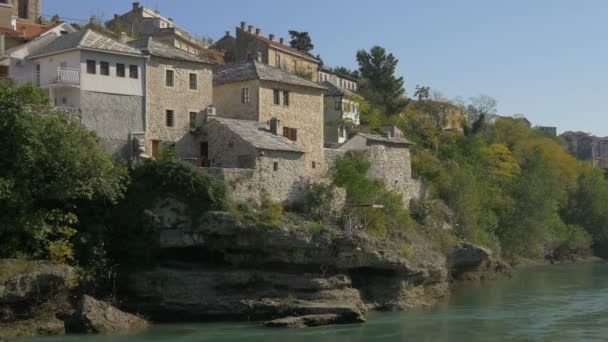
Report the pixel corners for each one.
[0,211,510,341]
[22,261,608,342]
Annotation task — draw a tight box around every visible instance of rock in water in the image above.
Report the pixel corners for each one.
[66,295,148,334]
[263,312,366,328]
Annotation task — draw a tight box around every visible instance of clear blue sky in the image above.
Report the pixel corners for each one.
[44,0,608,136]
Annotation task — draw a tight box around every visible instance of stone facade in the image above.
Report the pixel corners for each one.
[5,0,40,22]
[79,90,144,159]
[144,55,213,158]
[214,78,325,176]
[213,22,320,82]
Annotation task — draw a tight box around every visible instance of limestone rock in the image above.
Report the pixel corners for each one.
[66,295,147,335]
[0,261,75,304]
[447,243,492,274]
[263,312,365,328]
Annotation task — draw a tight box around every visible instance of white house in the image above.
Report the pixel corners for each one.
[318,68,361,146]
[8,29,147,158]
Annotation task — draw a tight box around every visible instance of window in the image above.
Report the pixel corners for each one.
[275,54,281,67]
[241,87,250,103]
[293,60,297,71]
[273,162,279,171]
[189,112,197,127]
[283,91,290,107]
[283,127,297,141]
[129,65,138,79]
[86,60,96,74]
[116,63,125,77]
[166,69,174,87]
[311,161,316,169]
[273,89,280,105]
[100,61,109,76]
[189,73,197,90]
[165,110,174,127]
[335,101,342,111]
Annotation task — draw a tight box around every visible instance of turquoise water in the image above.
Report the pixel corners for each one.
[28,262,608,341]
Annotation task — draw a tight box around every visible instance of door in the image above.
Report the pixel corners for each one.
[151,140,161,158]
[200,142,209,166]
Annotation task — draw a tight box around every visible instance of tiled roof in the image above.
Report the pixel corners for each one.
[0,21,54,40]
[320,81,361,98]
[213,117,304,153]
[213,60,326,90]
[240,29,320,63]
[357,132,413,146]
[128,37,215,64]
[28,29,143,58]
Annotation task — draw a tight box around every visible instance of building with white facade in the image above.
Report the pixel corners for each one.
[317,68,361,146]
[8,29,146,158]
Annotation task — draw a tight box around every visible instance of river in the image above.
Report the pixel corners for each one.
[27,261,608,342]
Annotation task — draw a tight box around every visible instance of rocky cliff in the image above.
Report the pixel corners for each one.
[120,210,507,326]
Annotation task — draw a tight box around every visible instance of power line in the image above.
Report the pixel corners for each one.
[40,13,89,23]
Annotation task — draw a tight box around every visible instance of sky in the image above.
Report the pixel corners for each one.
[44,0,608,136]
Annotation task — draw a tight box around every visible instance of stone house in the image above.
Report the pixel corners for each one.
[8,29,146,158]
[128,37,215,159]
[201,116,309,203]
[0,0,40,23]
[212,60,326,176]
[332,127,423,207]
[211,22,321,81]
[106,2,205,57]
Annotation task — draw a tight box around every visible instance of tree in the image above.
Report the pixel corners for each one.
[0,81,128,261]
[356,46,407,116]
[288,30,314,53]
[414,85,430,101]
[332,66,360,79]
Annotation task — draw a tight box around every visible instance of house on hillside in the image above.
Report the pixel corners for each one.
[336,126,422,206]
[128,37,216,160]
[211,22,321,81]
[212,60,326,175]
[561,131,608,169]
[320,76,361,145]
[106,2,206,57]
[8,29,146,158]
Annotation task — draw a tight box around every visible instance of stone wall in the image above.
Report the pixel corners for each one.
[145,56,213,158]
[213,79,260,120]
[79,90,144,159]
[267,48,318,82]
[206,120,258,167]
[325,146,423,208]
[258,81,325,177]
[204,150,307,204]
[8,0,40,21]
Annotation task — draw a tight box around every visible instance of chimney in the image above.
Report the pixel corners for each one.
[118,32,128,44]
[168,18,174,23]
[225,30,230,37]
[247,25,254,33]
[269,34,275,41]
[279,37,284,44]
[240,21,246,30]
[255,28,261,35]
[114,14,119,20]
[132,2,140,11]
[270,117,282,135]
[89,16,98,26]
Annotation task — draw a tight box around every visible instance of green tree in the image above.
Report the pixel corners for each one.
[0,81,128,260]
[356,46,408,116]
[288,30,314,53]
[414,85,430,101]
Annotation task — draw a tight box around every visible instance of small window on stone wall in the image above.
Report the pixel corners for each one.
[166,110,174,127]
[189,73,197,90]
[312,161,316,169]
[241,87,250,103]
[166,69,174,87]
[273,162,278,171]
[100,61,109,76]
[116,63,125,77]
[273,89,280,105]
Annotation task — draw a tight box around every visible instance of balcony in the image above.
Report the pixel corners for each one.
[11,67,80,88]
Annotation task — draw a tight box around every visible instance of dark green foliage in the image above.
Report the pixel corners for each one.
[288,30,314,53]
[108,159,228,264]
[0,81,128,261]
[356,46,408,116]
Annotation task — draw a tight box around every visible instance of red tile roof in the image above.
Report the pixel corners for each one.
[239,28,320,63]
[0,21,54,40]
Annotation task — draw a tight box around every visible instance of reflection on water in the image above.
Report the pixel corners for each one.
[28,262,608,342]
